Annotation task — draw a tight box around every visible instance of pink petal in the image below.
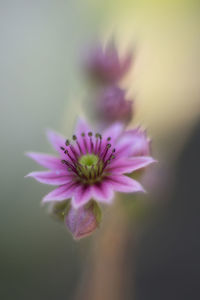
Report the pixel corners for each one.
[25,171,73,185]
[42,182,78,203]
[115,135,135,157]
[107,156,156,174]
[46,130,66,157]
[103,122,123,143]
[75,118,91,138]
[71,185,92,208]
[26,152,66,170]
[117,128,150,157]
[106,175,145,193]
[91,182,114,204]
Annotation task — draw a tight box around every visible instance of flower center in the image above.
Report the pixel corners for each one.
[79,154,98,168]
[60,131,116,184]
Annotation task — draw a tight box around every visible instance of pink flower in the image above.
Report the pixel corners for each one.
[94,86,133,126]
[26,119,155,208]
[84,41,132,84]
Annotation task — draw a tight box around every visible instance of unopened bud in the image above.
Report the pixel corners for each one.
[65,200,102,240]
[84,40,133,84]
[94,86,133,125]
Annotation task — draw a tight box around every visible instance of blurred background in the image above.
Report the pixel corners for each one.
[1,0,200,299]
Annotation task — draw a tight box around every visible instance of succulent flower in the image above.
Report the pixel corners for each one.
[65,200,102,240]
[26,119,155,208]
[93,86,133,125]
[84,41,132,84]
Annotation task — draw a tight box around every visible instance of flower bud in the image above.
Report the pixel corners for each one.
[94,86,133,126]
[84,41,132,84]
[65,200,102,240]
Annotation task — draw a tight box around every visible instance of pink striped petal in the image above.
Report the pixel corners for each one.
[75,118,91,138]
[106,175,145,193]
[26,152,66,170]
[103,122,123,143]
[107,156,156,174]
[42,182,78,203]
[25,171,73,185]
[26,152,65,170]
[91,182,114,204]
[116,128,150,157]
[46,130,66,157]
[71,185,92,208]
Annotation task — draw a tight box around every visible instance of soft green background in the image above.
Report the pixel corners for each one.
[1,1,200,299]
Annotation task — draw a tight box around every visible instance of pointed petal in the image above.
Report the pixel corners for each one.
[25,171,72,185]
[42,182,78,203]
[91,182,114,204]
[71,185,92,208]
[108,156,156,174]
[103,122,123,143]
[46,130,66,157]
[106,175,145,193]
[26,152,65,170]
[75,118,91,138]
[116,128,150,157]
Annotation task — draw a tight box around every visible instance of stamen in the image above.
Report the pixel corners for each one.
[70,145,78,160]
[64,149,77,165]
[65,140,70,146]
[101,143,111,161]
[81,132,88,152]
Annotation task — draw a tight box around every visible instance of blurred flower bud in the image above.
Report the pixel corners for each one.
[94,86,133,126]
[65,200,102,240]
[84,41,132,84]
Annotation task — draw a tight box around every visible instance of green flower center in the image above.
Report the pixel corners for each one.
[79,154,99,168]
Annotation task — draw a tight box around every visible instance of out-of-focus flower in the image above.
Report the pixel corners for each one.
[84,41,132,84]
[26,119,155,208]
[93,86,133,126]
[65,200,102,240]
[121,127,151,157]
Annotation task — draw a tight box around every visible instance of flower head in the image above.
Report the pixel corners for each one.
[26,119,155,208]
[94,86,133,126]
[84,41,132,84]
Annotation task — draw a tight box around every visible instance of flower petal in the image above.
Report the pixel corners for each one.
[71,185,92,208]
[25,171,73,185]
[91,182,114,204]
[26,152,65,170]
[106,175,145,193]
[75,118,91,138]
[103,122,123,143]
[107,156,156,174]
[46,130,66,157]
[42,182,78,203]
[116,128,150,157]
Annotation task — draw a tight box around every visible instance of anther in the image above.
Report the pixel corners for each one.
[112,148,116,153]
[107,144,111,148]
[107,137,111,141]
[72,135,77,140]
[88,132,93,137]
[81,132,85,137]
[60,146,65,151]
[65,140,70,146]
